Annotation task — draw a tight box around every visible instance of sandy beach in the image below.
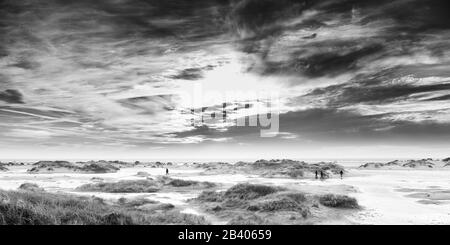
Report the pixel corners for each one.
[1,162,449,225]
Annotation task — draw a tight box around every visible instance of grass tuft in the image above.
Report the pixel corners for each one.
[223,184,280,200]
[77,180,160,193]
[77,177,215,193]
[18,183,45,192]
[0,190,208,225]
[196,191,223,202]
[318,194,359,209]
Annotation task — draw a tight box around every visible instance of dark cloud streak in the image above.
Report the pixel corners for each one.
[0,89,24,104]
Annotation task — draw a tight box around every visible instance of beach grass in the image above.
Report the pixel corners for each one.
[0,189,208,225]
[318,194,359,209]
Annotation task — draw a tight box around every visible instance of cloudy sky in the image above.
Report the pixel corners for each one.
[1,0,450,160]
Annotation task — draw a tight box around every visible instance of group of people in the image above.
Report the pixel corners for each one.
[315,170,344,180]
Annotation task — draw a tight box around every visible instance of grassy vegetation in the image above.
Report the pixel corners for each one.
[196,184,293,205]
[157,176,216,188]
[250,159,345,178]
[77,177,216,193]
[27,161,119,173]
[287,170,304,178]
[223,184,281,200]
[248,197,310,217]
[77,180,160,193]
[318,194,359,209]
[197,159,348,180]
[196,191,223,202]
[168,179,197,187]
[227,214,270,225]
[247,192,311,218]
[167,178,215,188]
[192,183,359,224]
[192,184,314,224]
[136,171,151,177]
[283,193,307,203]
[117,197,158,207]
[78,163,119,173]
[0,189,208,225]
[18,183,45,192]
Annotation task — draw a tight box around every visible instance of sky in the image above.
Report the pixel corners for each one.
[1,0,450,160]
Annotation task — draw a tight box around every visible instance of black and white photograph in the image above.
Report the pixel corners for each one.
[1,0,450,229]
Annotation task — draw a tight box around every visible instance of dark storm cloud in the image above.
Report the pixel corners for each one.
[171,68,204,80]
[74,0,230,40]
[363,0,450,32]
[0,89,24,104]
[278,109,450,141]
[231,0,310,34]
[424,95,450,102]
[230,0,450,37]
[228,0,450,78]
[175,125,224,138]
[173,107,450,144]
[9,59,40,70]
[264,43,384,77]
[0,47,7,58]
[124,95,173,104]
[0,0,233,59]
[118,94,177,112]
[170,67,215,80]
[173,108,380,140]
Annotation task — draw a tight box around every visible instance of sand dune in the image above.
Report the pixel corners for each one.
[1,159,450,225]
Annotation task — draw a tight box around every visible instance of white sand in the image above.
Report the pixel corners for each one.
[343,170,450,225]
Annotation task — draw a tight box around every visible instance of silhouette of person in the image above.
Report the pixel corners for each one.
[340,170,343,179]
[315,170,318,179]
[166,168,169,175]
[320,171,324,180]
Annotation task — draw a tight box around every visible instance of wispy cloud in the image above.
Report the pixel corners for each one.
[1,0,450,158]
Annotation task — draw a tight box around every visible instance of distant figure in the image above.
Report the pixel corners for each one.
[320,171,324,180]
[340,170,344,179]
[166,168,169,175]
[315,170,318,179]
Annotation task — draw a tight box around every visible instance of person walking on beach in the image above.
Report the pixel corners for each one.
[166,168,169,175]
[320,171,324,180]
[315,170,318,179]
[340,170,344,179]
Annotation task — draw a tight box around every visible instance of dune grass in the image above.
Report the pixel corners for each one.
[196,191,223,202]
[193,184,312,224]
[223,184,281,200]
[167,178,213,187]
[77,177,216,193]
[18,183,45,192]
[78,163,120,173]
[227,214,271,225]
[0,189,208,225]
[76,180,160,193]
[318,194,359,209]
[193,183,359,224]
[117,197,158,207]
[27,161,119,173]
